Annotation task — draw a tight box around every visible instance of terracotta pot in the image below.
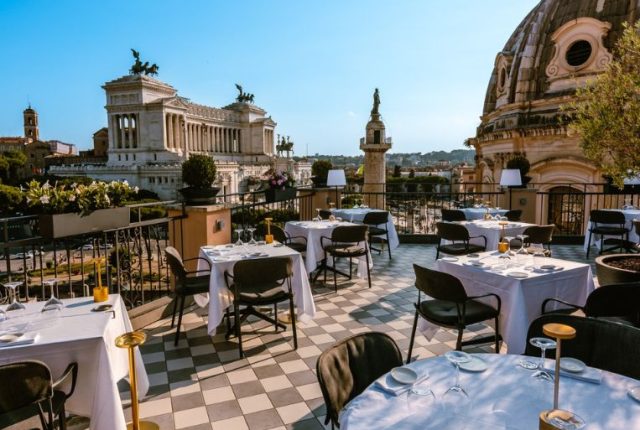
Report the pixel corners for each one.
[595,254,640,286]
[39,207,130,239]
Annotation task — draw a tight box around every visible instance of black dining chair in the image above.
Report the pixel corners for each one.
[586,210,630,258]
[224,256,297,358]
[321,225,371,291]
[319,209,332,220]
[435,222,486,259]
[441,209,467,222]
[0,361,78,430]
[362,210,392,259]
[524,314,640,380]
[510,224,555,256]
[504,209,522,221]
[270,224,307,254]
[316,332,403,429]
[541,282,640,327]
[165,246,212,346]
[407,264,501,363]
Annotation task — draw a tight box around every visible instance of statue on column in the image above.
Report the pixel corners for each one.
[371,88,380,115]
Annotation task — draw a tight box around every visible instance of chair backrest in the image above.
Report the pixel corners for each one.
[0,361,52,415]
[442,209,466,222]
[165,246,186,284]
[232,256,293,291]
[523,225,554,245]
[590,209,625,225]
[319,209,332,220]
[504,209,522,221]
[524,314,640,379]
[316,332,403,427]
[584,282,640,325]
[413,264,468,303]
[436,222,470,241]
[270,224,288,243]
[331,225,368,243]
[634,220,640,236]
[362,211,388,226]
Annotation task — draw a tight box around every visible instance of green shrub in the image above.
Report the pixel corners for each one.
[0,184,23,215]
[311,160,333,184]
[182,154,217,188]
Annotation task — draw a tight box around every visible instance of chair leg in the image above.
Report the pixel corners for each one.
[436,247,440,260]
[494,316,500,353]
[349,257,353,278]
[174,296,185,346]
[586,231,592,258]
[455,327,464,351]
[323,257,327,284]
[58,407,67,430]
[171,295,178,328]
[386,232,392,259]
[407,310,419,364]
[366,251,371,289]
[289,297,298,350]
[274,304,278,332]
[235,302,243,358]
[332,255,337,292]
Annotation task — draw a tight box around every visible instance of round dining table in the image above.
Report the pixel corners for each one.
[339,353,640,430]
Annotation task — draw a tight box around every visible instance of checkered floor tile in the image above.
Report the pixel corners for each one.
[117,244,598,430]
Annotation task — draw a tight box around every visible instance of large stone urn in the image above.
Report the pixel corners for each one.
[595,254,640,286]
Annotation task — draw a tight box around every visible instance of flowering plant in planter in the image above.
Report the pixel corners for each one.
[24,179,138,216]
[267,170,295,190]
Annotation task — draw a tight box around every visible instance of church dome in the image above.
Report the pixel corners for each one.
[477,0,638,137]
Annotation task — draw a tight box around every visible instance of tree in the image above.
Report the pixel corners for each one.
[568,22,640,188]
[409,168,415,178]
[0,151,26,184]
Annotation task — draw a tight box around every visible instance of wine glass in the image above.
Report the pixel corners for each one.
[247,228,257,245]
[408,380,436,411]
[234,228,244,246]
[315,208,321,221]
[530,337,557,381]
[443,350,472,397]
[41,301,62,321]
[532,250,546,271]
[0,307,7,322]
[43,278,63,308]
[502,236,514,256]
[3,282,25,311]
[515,234,529,265]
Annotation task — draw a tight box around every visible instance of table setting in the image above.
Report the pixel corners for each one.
[196,240,316,333]
[456,219,534,251]
[330,207,400,250]
[433,251,594,353]
[340,352,640,429]
[459,207,509,221]
[0,294,147,430]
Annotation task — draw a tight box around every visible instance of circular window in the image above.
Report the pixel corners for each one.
[565,40,592,67]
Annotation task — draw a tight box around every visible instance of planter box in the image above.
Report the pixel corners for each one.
[595,254,640,286]
[39,207,131,239]
[264,188,297,203]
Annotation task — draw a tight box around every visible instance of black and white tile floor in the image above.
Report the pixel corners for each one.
[122,244,596,430]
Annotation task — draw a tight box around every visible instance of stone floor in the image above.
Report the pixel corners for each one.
[121,244,596,430]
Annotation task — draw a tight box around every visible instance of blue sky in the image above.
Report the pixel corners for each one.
[0,0,539,155]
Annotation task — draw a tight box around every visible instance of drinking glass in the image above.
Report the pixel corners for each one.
[443,350,472,397]
[503,236,514,255]
[3,282,25,311]
[41,302,62,321]
[43,279,63,308]
[530,337,557,381]
[234,228,244,246]
[315,208,322,221]
[515,234,529,265]
[247,228,257,245]
[532,250,546,270]
[0,307,7,322]
[408,381,436,411]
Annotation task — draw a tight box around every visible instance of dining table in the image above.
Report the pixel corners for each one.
[456,220,535,252]
[583,208,640,253]
[459,207,509,221]
[432,251,595,353]
[340,353,640,429]
[195,242,316,333]
[284,220,373,279]
[0,294,148,430]
[330,208,400,250]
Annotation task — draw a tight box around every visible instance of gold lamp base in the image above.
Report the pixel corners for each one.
[127,421,160,430]
[539,409,585,430]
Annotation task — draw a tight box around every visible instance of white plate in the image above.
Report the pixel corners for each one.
[441,257,458,262]
[390,367,418,385]
[459,355,488,372]
[560,357,586,373]
[464,261,485,268]
[507,271,529,278]
[0,333,23,343]
[628,387,640,403]
[540,264,556,270]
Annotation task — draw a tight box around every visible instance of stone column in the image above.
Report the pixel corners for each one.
[119,115,126,150]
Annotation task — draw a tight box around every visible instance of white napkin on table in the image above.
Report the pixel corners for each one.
[375,371,429,396]
[543,363,602,384]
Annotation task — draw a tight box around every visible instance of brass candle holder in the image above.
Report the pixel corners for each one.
[264,217,274,244]
[115,331,159,430]
[538,323,584,430]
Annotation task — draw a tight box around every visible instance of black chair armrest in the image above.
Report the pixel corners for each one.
[320,235,333,250]
[466,292,501,312]
[183,257,212,271]
[52,362,78,400]
[541,298,582,314]
[469,235,487,249]
[285,232,307,245]
[185,269,210,277]
[223,270,234,287]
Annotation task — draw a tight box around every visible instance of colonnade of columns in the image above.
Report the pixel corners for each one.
[181,120,242,154]
[112,114,138,149]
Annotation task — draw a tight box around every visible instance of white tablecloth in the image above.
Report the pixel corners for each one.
[457,220,534,251]
[340,353,640,430]
[432,252,594,353]
[331,208,400,250]
[459,208,508,220]
[285,221,372,279]
[583,209,640,253]
[195,243,316,333]
[0,295,148,430]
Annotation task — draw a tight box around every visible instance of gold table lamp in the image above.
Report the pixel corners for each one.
[115,331,159,430]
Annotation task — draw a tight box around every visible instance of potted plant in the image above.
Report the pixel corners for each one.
[245,175,262,192]
[179,154,220,205]
[595,254,640,286]
[24,179,137,239]
[264,170,296,203]
[311,160,333,188]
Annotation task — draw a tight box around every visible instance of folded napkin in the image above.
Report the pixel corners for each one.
[543,363,602,384]
[375,371,429,396]
[0,332,39,348]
